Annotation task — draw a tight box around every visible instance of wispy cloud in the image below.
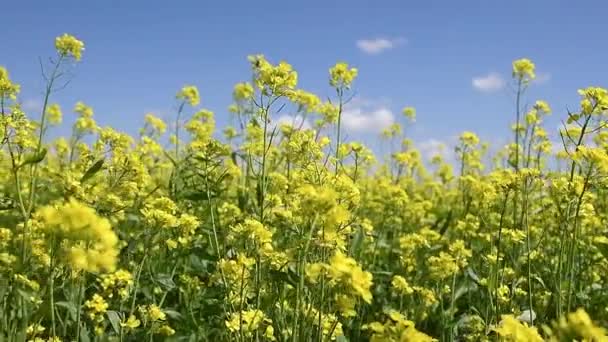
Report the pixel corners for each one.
[417,137,461,166]
[356,37,407,55]
[533,72,552,85]
[341,101,395,133]
[472,72,505,93]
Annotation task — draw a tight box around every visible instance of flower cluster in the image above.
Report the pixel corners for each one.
[1,35,608,342]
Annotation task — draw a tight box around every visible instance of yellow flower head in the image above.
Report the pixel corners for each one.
[233,82,255,101]
[46,103,63,125]
[402,106,416,121]
[460,131,480,146]
[329,62,358,89]
[176,85,200,106]
[577,86,608,115]
[0,66,21,100]
[55,34,85,61]
[121,315,141,331]
[36,199,119,273]
[74,101,94,118]
[512,58,536,82]
[533,100,551,114]
[493,315,543,342]
[248,55,298,95]
[144,113,167,134]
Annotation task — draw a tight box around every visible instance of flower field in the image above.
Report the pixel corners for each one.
[1,34,608,341]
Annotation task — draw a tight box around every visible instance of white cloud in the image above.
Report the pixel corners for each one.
[418,139,447,159]
[472,72,505,92]
[341,105,395,133]
[417,138,460,166]
[533,72,551,85]
[356,37,407,55]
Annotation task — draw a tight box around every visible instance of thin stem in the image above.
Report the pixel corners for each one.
[75,273,84,341]
[175,101,186,159]
[334,89,344,175]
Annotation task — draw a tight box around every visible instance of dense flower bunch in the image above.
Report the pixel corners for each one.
[0,34,608,342]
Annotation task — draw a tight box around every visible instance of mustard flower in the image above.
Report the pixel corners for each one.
[55,33,85,61]
[176,85,200,106]
[512,58,535,82]
[329,62,358,89]
[36,199,119,273]
[0,66,20,100]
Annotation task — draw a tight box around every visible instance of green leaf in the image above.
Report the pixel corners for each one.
[533,275,547,289]
[55,301,78,320]
[106,310,122,334]
[466,267,481,285]
[80,159,104,183]
[453,282,478,301]
[19,148,47,168]
[79,326,91,342]
[156,274,176,290]
[164,309,183,320]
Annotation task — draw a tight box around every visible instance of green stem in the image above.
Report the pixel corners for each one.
[523,178,534,324]
[75,273,84,341]
[49,244,56,337]
[334,89,343,175]
[174,101,185,159]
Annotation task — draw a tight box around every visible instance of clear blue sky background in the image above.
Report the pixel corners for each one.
[2,0,607,158]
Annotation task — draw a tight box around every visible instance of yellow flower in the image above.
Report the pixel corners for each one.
[156,324,175,336]
[145,304,166,322]
[493,315,543,342]
[402,106,416,121]
[225,309,269,337]
[84,294,108,325]
[166,239,178,249]
[329,62,358,89]
[100,269,133,300]
[144,113,167,134]
[121,315,141,331]
[391,275,414,295]
[55,34,85,61]
[74,101,94,118]
[176,85,200,106]
[327,251,373,303]
[0,66,21,100]
[336,294,357,317]
[577,86,608,115]
[26,323,45,337]
[233,82,254,101]
[460,131,480,146]
[288,89,321,112]
[46,103,62,125]
[248,55,298,95]
[316,102,340,123]
[264,325,276,341]
[36,199,119,273]
[533,100,551,113]
[548,308,608,341]
[512,58,535,81]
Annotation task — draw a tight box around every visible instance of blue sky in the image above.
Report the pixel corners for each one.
[3,0,607,159]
